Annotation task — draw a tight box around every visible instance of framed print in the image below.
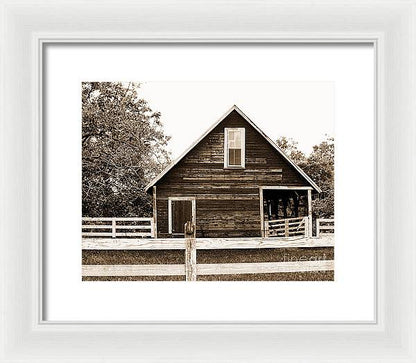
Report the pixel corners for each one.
[44,43,373,323]
[1,0,415,362]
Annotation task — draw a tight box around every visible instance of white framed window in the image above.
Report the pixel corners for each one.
[224,127,245,168]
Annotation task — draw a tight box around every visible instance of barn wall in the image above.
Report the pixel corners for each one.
[155,110,310,238]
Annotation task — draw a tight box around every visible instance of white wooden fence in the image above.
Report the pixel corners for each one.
[82,235,335,250]
[265,216,308,238]
[316,218,335,238]
[83,260,334,279]
[82,217,155,238]
[82,224,334,280]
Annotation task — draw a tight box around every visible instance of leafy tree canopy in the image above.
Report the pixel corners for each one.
[276,136,306,165]
[82,82,171,217]
[277,136,334,218]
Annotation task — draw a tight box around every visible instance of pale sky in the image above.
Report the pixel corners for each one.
[138,81,334,159]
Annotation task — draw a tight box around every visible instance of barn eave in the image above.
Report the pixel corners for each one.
[145,105,322,193]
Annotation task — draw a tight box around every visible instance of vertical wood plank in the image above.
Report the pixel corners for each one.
[184,222,196,281]
[112,218,116,238]
[307,189,312,238]
[152,186,157,238]
[259,187,264,237]
[284,219,289,237]
[304,217,308,237]
[316,218,320,238]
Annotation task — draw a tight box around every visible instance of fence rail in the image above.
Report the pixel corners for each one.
[82,236,334,250]
[82,260,334,277]
[316,218,335,238]
[82,222,334,280]
[265,216,308,237]
[82,217,155,238]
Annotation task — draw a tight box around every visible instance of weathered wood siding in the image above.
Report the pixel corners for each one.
[155,110,310,238]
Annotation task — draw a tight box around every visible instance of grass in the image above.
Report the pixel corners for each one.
[82,247,334,281]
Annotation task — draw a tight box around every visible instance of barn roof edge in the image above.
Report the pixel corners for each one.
[145,105,321,193]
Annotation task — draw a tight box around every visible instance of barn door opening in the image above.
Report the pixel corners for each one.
[259,187,313,238]
[168,198,196,237]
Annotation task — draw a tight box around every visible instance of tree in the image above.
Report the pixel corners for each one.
[304,137,334,218]
[276,135,334,218]
[275,136,306,165]
[82,82,171,217]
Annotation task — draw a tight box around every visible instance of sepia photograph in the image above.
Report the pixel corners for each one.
[4,0,414,360]
[81,81,335,281]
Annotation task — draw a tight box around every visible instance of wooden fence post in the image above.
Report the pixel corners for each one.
[307,189,313,238]
[316,219,320,238]
[111,218,116,238]
[152,186,157,238]
[150,219,155,238]
[284,219,289,237]
[259,187,264,237]
[184,221,196,281]
[304,217,308,237]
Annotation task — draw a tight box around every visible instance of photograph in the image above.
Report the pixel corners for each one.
[7,0,416,360]
[81,81,335,281]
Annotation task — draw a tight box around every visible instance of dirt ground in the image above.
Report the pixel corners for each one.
[82,247,334,281]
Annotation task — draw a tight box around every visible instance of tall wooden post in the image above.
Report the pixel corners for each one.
[111,218,116,238]
[152,186,157,238]
[184,221,196,281]
[316,218,320,238]
[264,220,269,238]
[284,219,289,237]
[259,187,264,237]
[307,189,312,237]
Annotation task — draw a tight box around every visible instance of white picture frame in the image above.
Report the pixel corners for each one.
[1,0,415,361]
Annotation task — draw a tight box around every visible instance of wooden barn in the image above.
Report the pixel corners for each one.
[145,105,321,238]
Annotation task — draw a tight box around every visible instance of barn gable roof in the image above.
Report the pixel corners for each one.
[145,105,321,193]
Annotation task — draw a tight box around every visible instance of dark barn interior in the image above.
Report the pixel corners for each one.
[262,189,309,221]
